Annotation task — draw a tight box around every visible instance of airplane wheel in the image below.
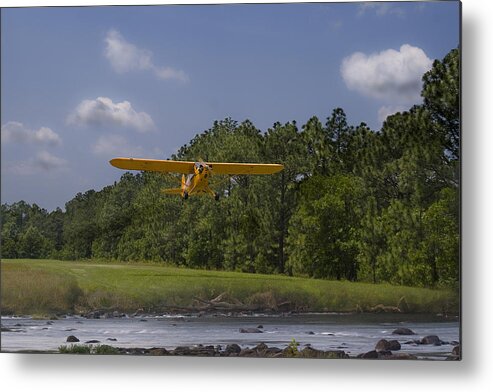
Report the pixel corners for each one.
[214,192,220,201]
[184,192,189,200]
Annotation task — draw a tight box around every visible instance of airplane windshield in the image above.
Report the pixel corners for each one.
[195,162,204,173]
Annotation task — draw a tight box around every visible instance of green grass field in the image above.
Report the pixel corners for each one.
[1,259,459,316]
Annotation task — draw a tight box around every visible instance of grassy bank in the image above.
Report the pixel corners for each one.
[1,259,459,316]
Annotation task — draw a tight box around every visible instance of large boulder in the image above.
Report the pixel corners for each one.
[375,339,390,351]
[421,335,442,345]
[66,335,79,342]
[254,343,269,353]
[377,350,393,358]
[360,350,379,359]
[388,340,401,351]
[224,343,241,355]
[392,327,416,335]
[375,339,401,351]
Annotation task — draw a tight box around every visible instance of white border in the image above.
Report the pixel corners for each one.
[2,0,492,391]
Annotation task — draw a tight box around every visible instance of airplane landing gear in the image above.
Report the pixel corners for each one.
[183,192,189,200]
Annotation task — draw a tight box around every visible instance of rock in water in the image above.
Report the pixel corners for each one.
[375,339,391,352]
[375,339,401,352]
[388,340,401,351]
[66,335,79,342]
[421,335,442,345]
[392,327,416,335]
[239,327,263,333]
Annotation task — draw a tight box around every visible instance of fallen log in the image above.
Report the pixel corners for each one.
[192,296,258,311]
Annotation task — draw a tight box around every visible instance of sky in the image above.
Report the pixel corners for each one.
[1,1,460,211]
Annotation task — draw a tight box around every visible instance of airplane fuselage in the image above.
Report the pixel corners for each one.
[181,162,215,198]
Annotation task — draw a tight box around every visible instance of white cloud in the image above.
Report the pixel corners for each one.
[153,66,189,82]
[104,29,152,73]
[104,29,189,82]
[4,151,67,176]
[357,3,405,17]
[67,97,155,132]
[1,121,62,146]
[378,105,407,124]
[92,134,145,157]
[341,44,433,103]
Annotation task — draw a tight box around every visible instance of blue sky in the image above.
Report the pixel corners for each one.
[1,1,460,211]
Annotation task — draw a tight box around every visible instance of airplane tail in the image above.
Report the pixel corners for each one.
[161,175,187,197]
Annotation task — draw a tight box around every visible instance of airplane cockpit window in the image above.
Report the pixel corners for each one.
[195,162,204,173]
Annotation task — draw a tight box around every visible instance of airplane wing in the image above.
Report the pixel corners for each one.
[207,162,284,175]
[110,158,195,174]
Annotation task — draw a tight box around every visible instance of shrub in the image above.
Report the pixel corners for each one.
[92,344,120,355]
[58,344,91,354]
[285,338,300,358]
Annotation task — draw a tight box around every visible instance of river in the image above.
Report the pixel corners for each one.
[1,313,459,359]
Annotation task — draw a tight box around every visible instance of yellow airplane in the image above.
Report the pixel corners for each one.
[110,157,284,200]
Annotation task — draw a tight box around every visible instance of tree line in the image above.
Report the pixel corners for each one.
[1,48,459,288]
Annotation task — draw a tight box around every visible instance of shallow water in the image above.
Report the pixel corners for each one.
[1,313,459,359]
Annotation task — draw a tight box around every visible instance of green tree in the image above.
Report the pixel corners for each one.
[287,174,364,280]
[422,48,460,161]
[421,187,459,287]
[92,173,141,259]
[62,190,101,259]
[302,115,331,175]
[263,121,306,274]
[18,225,52,258]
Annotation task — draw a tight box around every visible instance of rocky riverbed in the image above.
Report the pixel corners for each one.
[55,327,460,360]
[77,340,459,360]
[1,312,460,360]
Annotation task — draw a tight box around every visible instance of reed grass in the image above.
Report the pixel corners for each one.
[1,259,458,315]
